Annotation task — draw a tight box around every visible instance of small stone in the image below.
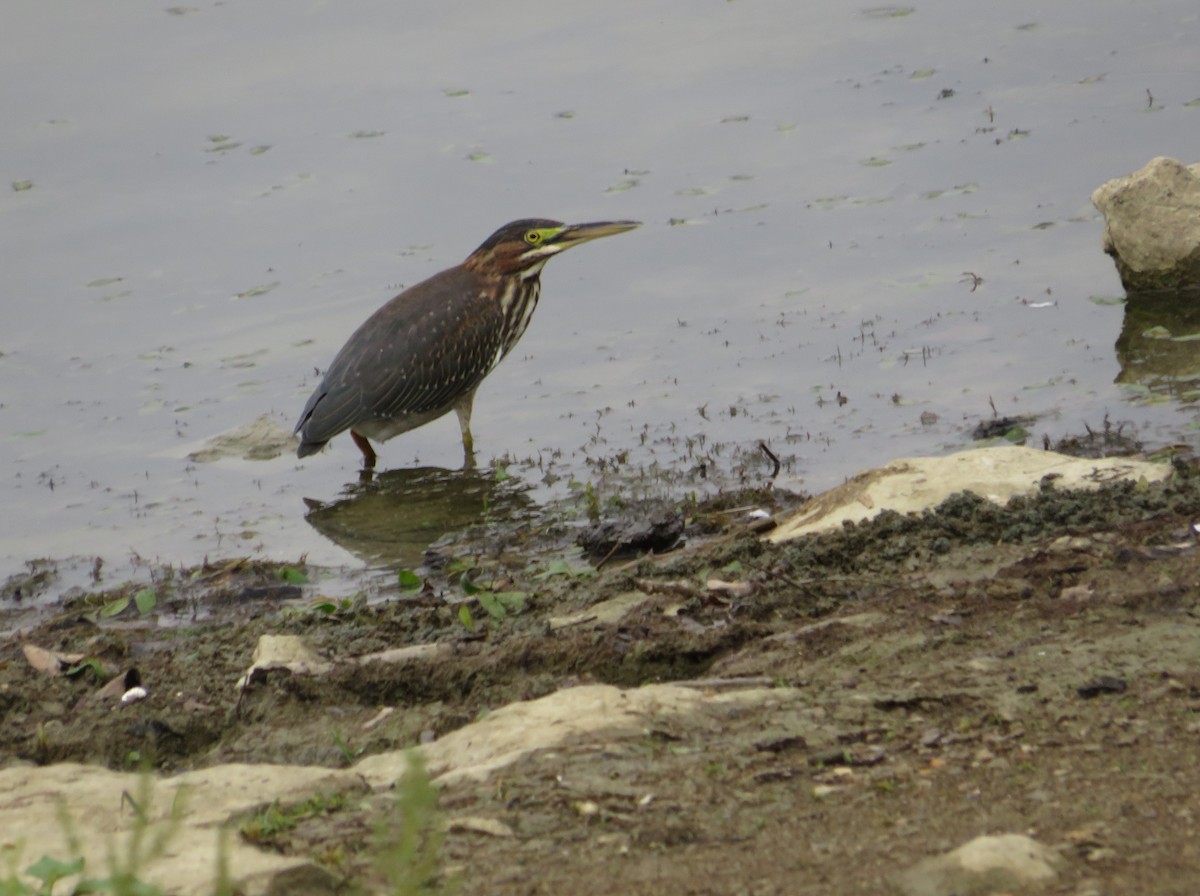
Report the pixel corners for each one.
[447,816,515,838]
[120,686,148,705]
[893,833,1064,896]
[1077,676,1127,698]
[972,748,995,765]
[808,746,851,766]
[965,657,1001,673]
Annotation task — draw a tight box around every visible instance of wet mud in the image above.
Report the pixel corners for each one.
[4,466,1200,893]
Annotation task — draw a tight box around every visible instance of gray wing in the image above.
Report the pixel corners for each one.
[294,267,508,454]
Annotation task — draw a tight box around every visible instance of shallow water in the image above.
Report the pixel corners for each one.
[3,0,1199,587]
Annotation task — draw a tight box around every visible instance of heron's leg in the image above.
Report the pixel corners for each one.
[452,390,477,468]
[350,430,377,470]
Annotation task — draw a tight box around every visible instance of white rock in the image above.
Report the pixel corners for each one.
[769,445,1169,542]
[1092,156,1200,292]
[893,833,1064,896]
[235,634,332,688]
[119,686,148,704]
[447,816,516,837]
[356,682,792,787]
[0,763,363,896]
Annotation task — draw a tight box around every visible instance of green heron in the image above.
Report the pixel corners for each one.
[294,218,640,469]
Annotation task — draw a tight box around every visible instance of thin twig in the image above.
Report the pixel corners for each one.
[759,441,781,483]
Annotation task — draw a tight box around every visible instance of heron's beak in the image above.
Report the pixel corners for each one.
[554,220,641,247]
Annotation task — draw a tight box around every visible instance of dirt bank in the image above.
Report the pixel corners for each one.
[3,466,1200,894]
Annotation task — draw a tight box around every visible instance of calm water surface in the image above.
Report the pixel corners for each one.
[3,0,1198,585]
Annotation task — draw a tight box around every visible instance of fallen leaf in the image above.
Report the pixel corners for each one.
[22,643,84,676]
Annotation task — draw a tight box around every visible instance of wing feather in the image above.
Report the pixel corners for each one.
[294,267,513,450]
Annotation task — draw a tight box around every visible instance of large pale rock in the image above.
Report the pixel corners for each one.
[769,445,1170,542]
[0,763,364,896]
[893,833,1065,896]
[0,683,795,895]
[1091,156,1200,292]
[357,682,793,787]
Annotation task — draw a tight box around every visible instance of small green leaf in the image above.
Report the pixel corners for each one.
[64,657,107,679]
[12,179,33,192]
[459,571,482,595]
[444,557,475,576]
[458,605,474,630]
[397,569,423,595]
[75,876,117,894]
[494,591,527,614]
[99,595,131,618]
[535,559,573,579]
[278,566,308,584]
[26,854,85,885]
[534,559,595,580]
[78,875,160,895]
[477,592,506,620]
[134,587,157,614]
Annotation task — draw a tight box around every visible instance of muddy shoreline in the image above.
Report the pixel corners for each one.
[4,459,1200,893]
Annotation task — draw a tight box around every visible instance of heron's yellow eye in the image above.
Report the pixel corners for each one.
[524,230,542,245]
